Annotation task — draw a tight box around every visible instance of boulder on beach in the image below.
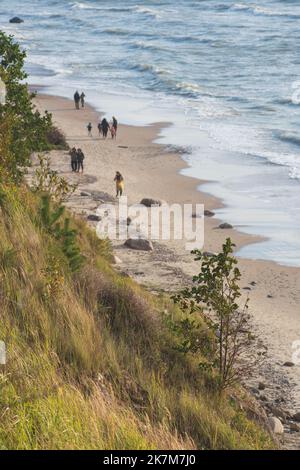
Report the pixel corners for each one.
[268,417,284,435]
[140,198,162,207]
[80,191,92,197]
[258,382,266,391]
[91,190,116,203]
[124,238,154,252]
[87,214,101,222]
[219,223,233,229]
[204,209,215,217]
[9,17,24,23]
[283,361,294,367]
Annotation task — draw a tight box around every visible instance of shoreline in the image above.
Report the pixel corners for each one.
[31,87,298,268]
[32,91,300,448]
[31,85,291,268]
[30,85,265,256]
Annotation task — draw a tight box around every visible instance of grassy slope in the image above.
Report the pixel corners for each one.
[0,183,273,450]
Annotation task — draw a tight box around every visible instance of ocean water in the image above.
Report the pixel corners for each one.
[1,0,300,266]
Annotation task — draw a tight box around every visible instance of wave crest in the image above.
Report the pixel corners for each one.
[231,2,300,19]
[133,6,161,19]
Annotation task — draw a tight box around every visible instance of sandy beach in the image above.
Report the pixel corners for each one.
[32,92,300,448]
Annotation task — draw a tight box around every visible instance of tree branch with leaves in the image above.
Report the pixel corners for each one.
[173,238,266,392]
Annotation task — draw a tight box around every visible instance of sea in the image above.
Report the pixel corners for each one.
[1,0,300,266]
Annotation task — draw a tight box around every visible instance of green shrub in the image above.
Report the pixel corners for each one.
[173,239,264,392]
[0,31,52,182]
[46,126,68,149]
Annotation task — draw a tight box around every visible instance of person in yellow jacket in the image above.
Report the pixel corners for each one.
[114,171,124,197]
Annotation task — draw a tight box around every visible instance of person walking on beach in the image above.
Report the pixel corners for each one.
[97,122,102,137]
[110,123,116,140]
[114,171,124,197]
[69,147,78,172]
[74,91,80,110]
[80,92,86,108]
[112,116,118,134]
[110,116,117,139]
[87,122,92,136]
[101,118,109,139]
[77,148,85,173]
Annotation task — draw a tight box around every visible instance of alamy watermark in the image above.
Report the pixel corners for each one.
[95,197,204,251]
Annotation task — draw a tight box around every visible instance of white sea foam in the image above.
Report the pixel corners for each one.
[27,55,73,78]
[175,82,202,94]
[132,40,167,52]
[70,2,161,17]
[133,6,162,19]
[231,2,300,18]
[202,121,300,181]
[70,2,100,10]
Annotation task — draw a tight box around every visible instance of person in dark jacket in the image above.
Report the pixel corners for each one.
[69,147,77,172]
[74,91,80,110]
[101,118,109,139]
[87,122,92,136]
[97,122,102,137]
[76,148,85,173]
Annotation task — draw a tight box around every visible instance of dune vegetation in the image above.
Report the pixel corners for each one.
[0,31,274,450]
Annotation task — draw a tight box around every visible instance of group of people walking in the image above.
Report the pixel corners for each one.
[69,147,85,173]
[74,91,85,110]
[87,116,118,139]
[72,91,123,195]
[73,91,118,139]
[69,147,124,196]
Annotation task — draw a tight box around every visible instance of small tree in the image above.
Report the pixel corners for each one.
[32,155,77,203]
[39,194,85,273]
[173,238,265,391]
